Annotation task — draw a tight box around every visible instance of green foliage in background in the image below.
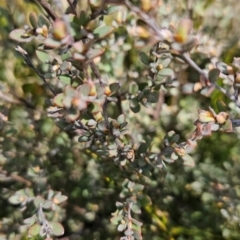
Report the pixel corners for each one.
[1,0,240,239]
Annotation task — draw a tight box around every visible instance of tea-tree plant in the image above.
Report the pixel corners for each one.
[2,0,240,239]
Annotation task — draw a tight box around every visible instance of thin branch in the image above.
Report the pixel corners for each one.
[34,0,58,21]
[66,0,78,15]
[181,53,240,108]
[15,46,56,96]
[117,95,123,115]
[153,91,164,120]
[89,61,102,83]
[124,0,164,41]
[74,120,89,131]
[10,173,32,187]
[102,100,110,129]
[186,0,194,20]
[105,0,164,41]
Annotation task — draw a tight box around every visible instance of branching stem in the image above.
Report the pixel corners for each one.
[35,0,58,20]
[15,46,56,96]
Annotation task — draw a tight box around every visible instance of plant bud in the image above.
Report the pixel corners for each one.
[52,20,67,40]
[215,112,229,124]
[104,86,112,96]
[29,12,38,29]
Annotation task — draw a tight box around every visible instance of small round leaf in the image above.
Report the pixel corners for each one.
[93,26,115,39]
[208,68,220,82]
[50,221,64,236]
[110,215,123,225]
[29,12,38,28]
[9,195,26,205]
[53,93,65,108]
[34,196,45,207]
[182,154,195,167]
[139,52,150,65]
[9,29,33,42]
[36,50,51,63]
[28,224,41,237]
[130,99,141,113]
[117,223,127,232]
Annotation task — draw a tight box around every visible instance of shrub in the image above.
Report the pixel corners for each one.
[1,0,240,239]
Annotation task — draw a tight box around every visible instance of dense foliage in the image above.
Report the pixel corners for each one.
[1,0,240,239]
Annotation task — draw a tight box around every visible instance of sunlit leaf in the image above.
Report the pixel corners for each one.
[53,195,68,204]
[59,75,72,85]
[175,18,192,43]
[24,188,34,197]
[34,196,45,207]
[132,203,141,214]
[93,26,115,39]
[220,209,230,219]
[36,50,51,63]
[161,58,171,68]
[9,29,33,42]
[182,154,195,167]
[182,83,194,94]
[117,223,127,232]
[171,152,179,160]
[44,38,61,48]
[28,224,41,237]
[193,82,203,92]
[124,229,134,236]
[198,110,215,123]
[106,5,119,15]
[42,200,53,209]
[53,93,65,108]
[110,215,123,225]
[23,215,37,225]
[87,119,97,128]
[50,221,64,236]
[158,68,174,77]
[117,114,125,125]
[9,195,26,205]
[132,183,144,192]
[86,18,100,31]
